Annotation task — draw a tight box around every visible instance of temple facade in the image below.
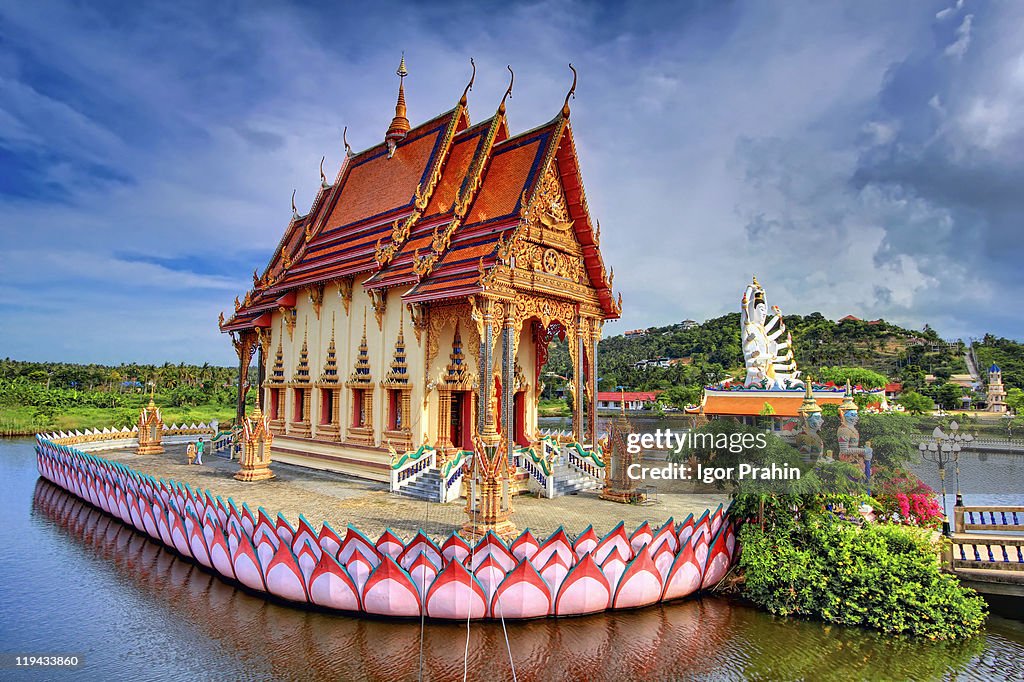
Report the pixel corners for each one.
[220,59,620,483]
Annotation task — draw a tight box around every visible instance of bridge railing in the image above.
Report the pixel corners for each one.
[955,506,1024,533]
[950,534,1024,571]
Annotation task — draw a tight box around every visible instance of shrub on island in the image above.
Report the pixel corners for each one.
[737,497,986,641]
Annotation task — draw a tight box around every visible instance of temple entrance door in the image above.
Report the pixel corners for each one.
[512,391,527,446]
[450,391,472,450]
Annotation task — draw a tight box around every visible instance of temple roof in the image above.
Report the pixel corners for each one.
[684,390,848,418]
[221,66,618,332]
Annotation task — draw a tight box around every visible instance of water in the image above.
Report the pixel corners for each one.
[2,437,1023,681]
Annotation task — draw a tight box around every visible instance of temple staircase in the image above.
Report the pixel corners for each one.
[396,468,443,503]
[549,462,601,497]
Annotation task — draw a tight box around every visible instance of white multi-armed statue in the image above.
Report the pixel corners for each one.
[740,276,804,389]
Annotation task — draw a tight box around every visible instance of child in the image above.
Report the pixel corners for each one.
[186,442,196,465]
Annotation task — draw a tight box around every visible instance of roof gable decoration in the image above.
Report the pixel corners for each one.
[374,60,476,269]
[412,72,514,280]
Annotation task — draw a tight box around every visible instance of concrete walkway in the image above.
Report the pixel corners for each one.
[103,445,728,541]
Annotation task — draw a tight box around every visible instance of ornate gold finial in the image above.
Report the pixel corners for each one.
[343,126,353,158]
[752,274,760,288]
[799,376,821,415]
[320,156,330,189]
[562,63,577,118]
[839,378,858,413]
[498,65,514,115]
[386,54,411,155]
[460,57,476,107]
[291,189,298,219]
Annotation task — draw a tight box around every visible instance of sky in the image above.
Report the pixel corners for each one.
[1,0,1022,365]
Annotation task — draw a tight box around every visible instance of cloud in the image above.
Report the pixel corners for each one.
[0,0,1022,366]
[944,14,974,59]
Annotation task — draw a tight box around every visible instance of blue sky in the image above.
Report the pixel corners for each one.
[1,0,1021,365]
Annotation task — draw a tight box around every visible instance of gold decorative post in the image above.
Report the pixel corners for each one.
[136,393,165,455]
[236,405,275,481]
[464,298,516,540]
[601,394,640,503]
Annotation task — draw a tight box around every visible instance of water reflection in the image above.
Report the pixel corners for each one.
[31,478,1024,681]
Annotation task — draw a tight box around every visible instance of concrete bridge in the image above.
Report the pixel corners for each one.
[948,505,1024,597]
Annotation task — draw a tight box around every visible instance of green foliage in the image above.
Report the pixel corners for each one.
[1006,387,1024,415]
[739,511,987,640]
[898,391,935,415]
[816,366,888,389]
[973,335,1024,390]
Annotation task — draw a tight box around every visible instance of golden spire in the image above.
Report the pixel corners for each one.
[798,377,820,415]
[498,65,514,115]
[839,378,858,413]
[562,63,577,118]
[460,57,476,107]
[386,54,411,154]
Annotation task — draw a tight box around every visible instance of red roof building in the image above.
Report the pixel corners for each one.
[219,60,620,481]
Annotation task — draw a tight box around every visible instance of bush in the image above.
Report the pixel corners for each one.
[739,511,987,640]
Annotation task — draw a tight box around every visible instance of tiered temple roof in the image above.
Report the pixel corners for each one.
[221,60,618,332]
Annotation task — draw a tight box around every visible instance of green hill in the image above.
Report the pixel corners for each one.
[542,314,978,408]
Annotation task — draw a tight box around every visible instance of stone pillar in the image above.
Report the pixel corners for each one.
[502,309,515,466]
[477,303,494,435]
[437,389,453,456]
[588,318,601,448]
[574,315,585,443]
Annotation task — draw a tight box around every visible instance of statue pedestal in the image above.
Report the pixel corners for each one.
[235,462,275,482]
[236,406,275,482]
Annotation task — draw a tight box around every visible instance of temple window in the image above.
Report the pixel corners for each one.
[268,388,280,421]
[320,388,334,425]
[352,388,366,427]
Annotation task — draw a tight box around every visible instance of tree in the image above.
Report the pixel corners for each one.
[816,366,888,390]
[898,392,934,415]
[1006,388,1024,415]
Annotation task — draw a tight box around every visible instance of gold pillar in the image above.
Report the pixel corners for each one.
[136,398,165,455]
[236,406,275,482]
[464,296,516,541]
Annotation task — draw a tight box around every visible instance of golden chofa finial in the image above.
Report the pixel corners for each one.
[320,156,330,189]
[343,126,353,158]
[386,53,411,157]
[498,65,514,115]
[562,63,577,118]
[460,57,476,107]
[291,189,298,219]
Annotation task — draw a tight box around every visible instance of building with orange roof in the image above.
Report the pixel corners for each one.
[219,59,620,484]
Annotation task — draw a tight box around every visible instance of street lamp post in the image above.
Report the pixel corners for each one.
[918,420,974,536]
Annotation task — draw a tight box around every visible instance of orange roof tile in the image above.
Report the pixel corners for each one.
[696,392,846,418]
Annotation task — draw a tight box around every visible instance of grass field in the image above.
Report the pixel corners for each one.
[0,404,238,436]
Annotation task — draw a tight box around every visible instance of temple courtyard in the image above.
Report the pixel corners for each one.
[102,444,727,540]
